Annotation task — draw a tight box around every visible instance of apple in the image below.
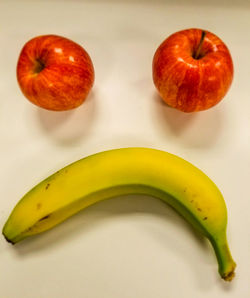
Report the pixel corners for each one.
[152,28,233,112]
[17,35,94,111]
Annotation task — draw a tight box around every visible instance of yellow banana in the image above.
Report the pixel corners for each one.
[2,147,236,281]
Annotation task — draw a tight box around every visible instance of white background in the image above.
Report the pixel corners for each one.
[0,0,250,297]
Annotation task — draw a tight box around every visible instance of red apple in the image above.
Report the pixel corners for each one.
[152,28,233,112]
[17,35,94,111]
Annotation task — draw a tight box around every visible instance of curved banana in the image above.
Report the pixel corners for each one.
[2,147,236,280]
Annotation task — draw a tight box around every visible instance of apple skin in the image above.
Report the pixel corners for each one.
[152,28,234,112]
[17,35,94,111]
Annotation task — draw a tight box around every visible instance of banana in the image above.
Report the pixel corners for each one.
[2,147,236,281]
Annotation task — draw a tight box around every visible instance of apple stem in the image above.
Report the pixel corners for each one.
[194,31,206,60]
[34,58,45,74]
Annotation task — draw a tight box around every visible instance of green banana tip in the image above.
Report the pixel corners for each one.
[223,271,235,282]
[221,262,236,282]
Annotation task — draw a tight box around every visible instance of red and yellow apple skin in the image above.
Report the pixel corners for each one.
[17,35,94,111]
[152,28,234,112]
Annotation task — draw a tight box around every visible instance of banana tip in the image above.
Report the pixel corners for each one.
[221,262,236,282]
[222,270,235,282]
[2,231,15,245]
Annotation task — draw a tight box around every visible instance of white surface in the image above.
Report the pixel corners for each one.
[0,0,249,297]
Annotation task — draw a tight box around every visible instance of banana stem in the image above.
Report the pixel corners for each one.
[210,236,236,281]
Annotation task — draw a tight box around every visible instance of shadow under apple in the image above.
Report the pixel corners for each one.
[152,93,224,149]
[37,91,97,146]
